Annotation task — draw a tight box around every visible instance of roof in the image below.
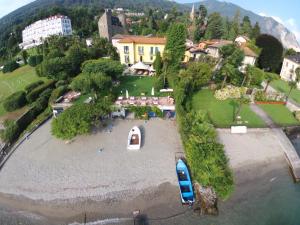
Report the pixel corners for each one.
[241,46,258,58]
[118,36,166,45]
[286,53,300,64]
[206,40,233,49]
[235,35,250,41]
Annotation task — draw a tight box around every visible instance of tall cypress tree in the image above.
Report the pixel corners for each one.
[241,16,252,37]
[251,22,261,39]
[204,12,224,39]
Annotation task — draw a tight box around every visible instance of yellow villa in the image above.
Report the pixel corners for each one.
[115,35,166,66]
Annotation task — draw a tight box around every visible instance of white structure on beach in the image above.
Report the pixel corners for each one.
[280,53,300,87]
[20,15,72,50]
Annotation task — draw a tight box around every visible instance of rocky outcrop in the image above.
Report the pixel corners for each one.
[193,183,218,215]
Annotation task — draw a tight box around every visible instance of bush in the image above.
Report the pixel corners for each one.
[24,80,45,93]
[55,80,68,87]
[26,80,55,103]
[49,85,69,103]
[2,60,19,73]
[28,54,43,67]
[0,120,20,144]
[3,91,26,111]
[214,86,247,100]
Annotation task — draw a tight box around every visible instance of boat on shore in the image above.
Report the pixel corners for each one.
[176,159,195,205]
[127,126,141,150]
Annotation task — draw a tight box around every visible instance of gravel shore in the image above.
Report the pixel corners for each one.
[0,119,183,201]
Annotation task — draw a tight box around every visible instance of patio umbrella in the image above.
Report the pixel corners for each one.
[126,90,129,99]
[151,87,155,96]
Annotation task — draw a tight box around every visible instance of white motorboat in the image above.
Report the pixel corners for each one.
[127,126,141,150]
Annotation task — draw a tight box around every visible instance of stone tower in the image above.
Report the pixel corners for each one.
[98,9,113,42]
[190,4,195,21]
[98,9,125,42]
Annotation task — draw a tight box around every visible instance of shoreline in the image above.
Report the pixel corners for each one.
[0,156,291,225]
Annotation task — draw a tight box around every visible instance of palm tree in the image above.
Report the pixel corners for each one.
[264,72,278,93]
[287,81,297,99]
[287,68,300,100]
[221,63,235,89]
[235,96,250,122]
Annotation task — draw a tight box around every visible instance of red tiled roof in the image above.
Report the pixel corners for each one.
[119,36,166,44]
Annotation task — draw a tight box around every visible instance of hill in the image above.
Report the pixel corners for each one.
[186,0,300,50]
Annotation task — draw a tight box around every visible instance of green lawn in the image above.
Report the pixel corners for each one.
[271,79,300,104]
[259,104,299,126]
[115,76,159,97]
[192,89,266,128]
[0,65,48,117]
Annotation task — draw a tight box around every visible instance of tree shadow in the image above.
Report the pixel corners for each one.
[229,99,238,122]
[139,125,146,148]
[134,214,149,225]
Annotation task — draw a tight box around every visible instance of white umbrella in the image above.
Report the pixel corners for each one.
[126,90,129,99]
[151,87,155,96]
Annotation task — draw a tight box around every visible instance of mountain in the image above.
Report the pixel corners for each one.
[0,0,186,47]
[186,0,300,50]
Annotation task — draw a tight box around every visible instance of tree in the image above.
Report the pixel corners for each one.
[228,10,240,40]
[251,22,261,39]
[256,34,283,72]
[285,48,297,57]
[165,23,187,70]
[3,91,26,112]
[2,60,19,73]
[82,59,124,80]
[245,65,265,86]
[66,45,89,75]
[235,96,250,122]
[179,62,212,91]
[0,120,19,144]
[21,50,28,64]
[288,81,297,99]
[264,72,279,92]
[241,16,252,37]
[220,63,235,88]
[51,100,111,140]
[205,13,224,39]
[193,5,207,42]
[153,52,163,75]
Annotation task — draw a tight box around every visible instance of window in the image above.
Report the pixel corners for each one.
[150,47,154,55]
[150,56,153,61]
[124,46,129,54]
[286,62,289,67]
[140,56,143,62]
[138,46,144,55]
[125,55,130,63]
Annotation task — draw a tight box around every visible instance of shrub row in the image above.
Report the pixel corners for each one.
[26,80,55,103]
[25,80,45,93]
[28,54,43,67]
[3,91,26,112]
[49,85,69,103]
[2,60,19,73]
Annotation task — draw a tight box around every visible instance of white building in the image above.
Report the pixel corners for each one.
[235,35,250,46]
[20,15,72,50]
[280,53,300,87]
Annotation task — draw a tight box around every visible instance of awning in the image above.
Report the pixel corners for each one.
[131,61,150,70]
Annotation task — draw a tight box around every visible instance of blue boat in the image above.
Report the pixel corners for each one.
[176,159,195,204]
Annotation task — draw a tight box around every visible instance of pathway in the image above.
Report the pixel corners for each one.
[249,103,277,128]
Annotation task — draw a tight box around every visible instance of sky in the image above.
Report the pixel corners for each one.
[177,0,300,42]
[0,0,299,42]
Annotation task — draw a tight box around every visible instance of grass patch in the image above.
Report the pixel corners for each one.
[0,65,48,117]
[259,104,299,126]
[115,76,159,97]
[192,89,266,128]
[271,79,300,104]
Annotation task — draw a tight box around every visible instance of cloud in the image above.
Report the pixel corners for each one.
[259,12,300,43]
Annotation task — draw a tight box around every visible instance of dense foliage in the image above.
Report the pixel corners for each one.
[0,120,20,144]
[2,60,19,73]
[3,91,26,112]
[51,99,112,140]
[256,34,283,72]
[26,80,55,103]
[24,80,45,93]
[28,54,43,67]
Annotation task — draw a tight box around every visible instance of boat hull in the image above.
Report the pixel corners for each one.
[176,159,195,204]
[127,126,141,150]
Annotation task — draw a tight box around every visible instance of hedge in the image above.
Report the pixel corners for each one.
[2,60,19,73]
[26,80,55,103]
[25,80,45,93]
[49,85,69,103]
[28,55,43,67]
[3,91,27,111]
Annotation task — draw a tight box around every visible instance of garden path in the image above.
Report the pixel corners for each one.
[249,104,277,128]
